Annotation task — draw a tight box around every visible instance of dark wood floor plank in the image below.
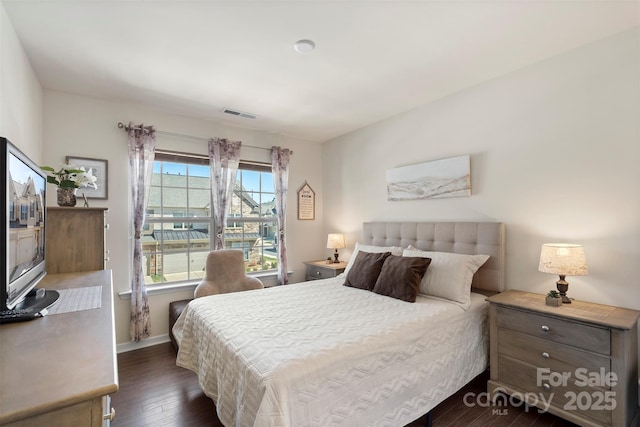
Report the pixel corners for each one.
[112,343,579,427]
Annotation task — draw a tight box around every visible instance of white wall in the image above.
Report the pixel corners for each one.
[0,2,42,160]
[323,28,640,312]
[43,91,324,346]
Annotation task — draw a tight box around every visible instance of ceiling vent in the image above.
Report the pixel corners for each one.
[221,108,257,119]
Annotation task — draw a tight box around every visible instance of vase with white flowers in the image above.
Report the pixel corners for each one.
[41,164,98,207]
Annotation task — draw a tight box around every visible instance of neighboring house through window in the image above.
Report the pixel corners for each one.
[142,151,277,285]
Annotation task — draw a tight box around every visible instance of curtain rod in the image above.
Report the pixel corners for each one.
[117,122,292,154]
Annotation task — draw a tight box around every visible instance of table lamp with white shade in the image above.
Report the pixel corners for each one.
[327,233,346,263]
[538,243,588,304]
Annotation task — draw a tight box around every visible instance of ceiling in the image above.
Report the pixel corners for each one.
[3,1,638,143]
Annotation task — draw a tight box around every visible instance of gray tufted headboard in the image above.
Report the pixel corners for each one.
[362,222,505,293]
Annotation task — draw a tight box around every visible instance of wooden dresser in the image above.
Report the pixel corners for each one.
[45,207,108,274]
[487,290,639,427]
[0,270,118,426]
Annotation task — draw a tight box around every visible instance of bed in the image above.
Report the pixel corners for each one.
[174,221,505,426]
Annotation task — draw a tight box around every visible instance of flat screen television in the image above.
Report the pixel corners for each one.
[2,137,57,312]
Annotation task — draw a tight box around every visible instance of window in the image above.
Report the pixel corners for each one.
[229,166,278,274]
[142,151,276,285]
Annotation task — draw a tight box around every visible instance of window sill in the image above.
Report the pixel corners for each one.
[118,282,197,300]
[118,270,290,300]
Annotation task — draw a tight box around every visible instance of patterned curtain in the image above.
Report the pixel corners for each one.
[209,138,242,250]
[128,122,156,342]
[271,146,292,286]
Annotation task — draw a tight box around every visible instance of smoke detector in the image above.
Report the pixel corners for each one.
[294,39,315,54]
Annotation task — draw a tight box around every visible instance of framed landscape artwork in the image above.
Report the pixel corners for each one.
[387,155,471,201]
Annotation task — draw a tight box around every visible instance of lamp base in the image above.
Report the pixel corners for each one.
[557,276,571,304]
[333,250,340,263]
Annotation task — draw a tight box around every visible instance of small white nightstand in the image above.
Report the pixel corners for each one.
[303,260,347,281]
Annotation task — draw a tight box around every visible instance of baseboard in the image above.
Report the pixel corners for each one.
[117,334,170,353]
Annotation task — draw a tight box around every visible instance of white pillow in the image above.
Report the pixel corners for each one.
[402,249,489,310]
[343,243,404,277]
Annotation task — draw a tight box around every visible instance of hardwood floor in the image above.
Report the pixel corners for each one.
[112,343,578,427]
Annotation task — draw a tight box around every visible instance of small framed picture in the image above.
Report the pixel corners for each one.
[66,156,108,199]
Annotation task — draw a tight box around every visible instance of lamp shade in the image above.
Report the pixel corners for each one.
[538,243,588,276]
[326,233,346,249]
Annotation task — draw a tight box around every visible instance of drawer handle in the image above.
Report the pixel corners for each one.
[542,383,551,391]
[103,407,116,421]
[316,271,321,276]
[541,325,550,332]
[541,352,550,359]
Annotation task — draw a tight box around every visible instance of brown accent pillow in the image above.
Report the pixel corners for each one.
[343,251,391,291]
[372,255,431,302]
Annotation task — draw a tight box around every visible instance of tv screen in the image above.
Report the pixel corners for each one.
[2,137,47,310]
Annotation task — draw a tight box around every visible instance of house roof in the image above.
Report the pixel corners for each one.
[148,173,259,210]
[144,230,262,243]
[151,230,210,242]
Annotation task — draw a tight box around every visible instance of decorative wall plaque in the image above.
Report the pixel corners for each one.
[297,181,315,220]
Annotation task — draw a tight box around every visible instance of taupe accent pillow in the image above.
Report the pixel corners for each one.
[372,255,431,302]
[343,251,391,291]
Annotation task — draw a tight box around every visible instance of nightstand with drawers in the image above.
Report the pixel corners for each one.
[487,290,639,427]
[303,260,347,281]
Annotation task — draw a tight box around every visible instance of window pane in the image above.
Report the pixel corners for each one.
[188,189,211,217]
[163,173,187,189]
[244,222,277,272]
[224,227,247,254]
[163,162,187,177]
[188,164,210,188]
[189,250,209,279]
[147,188,161,219]
[162,187,187,216]
[142,222,211,284]
[240,169,260,192]
[260,193,276,218]
[142,240,163,284]
[173,211,185,229]
[240,192,259,216]
[228,189,238,217]
[261,171,274,193]
[151,164,162,185]
[187,223,211,250]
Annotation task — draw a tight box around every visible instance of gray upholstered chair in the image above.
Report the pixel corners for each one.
[194,249,263,298]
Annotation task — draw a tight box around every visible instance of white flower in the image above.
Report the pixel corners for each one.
[41,163,99,189]
[72,167,98,189]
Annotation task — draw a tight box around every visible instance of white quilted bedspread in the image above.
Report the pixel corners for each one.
[174,277,488,427]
